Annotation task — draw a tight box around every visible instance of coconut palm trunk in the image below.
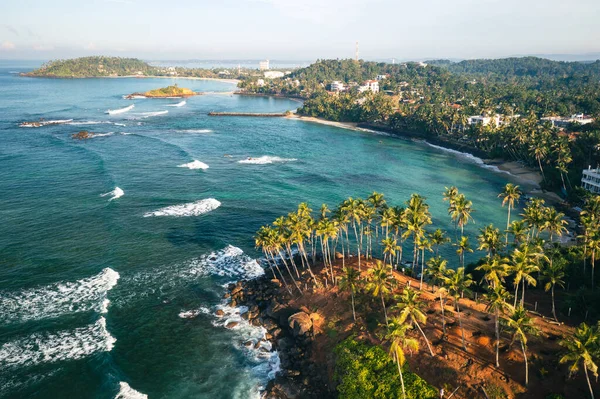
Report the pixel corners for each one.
[456,300,467,350]
[414,321,435,357]
[551,284,557,321]
[350,289,356,321]
[395,355,406,399]
[381,292,389,326]
[521,340,529,386]
[439,292,446,336]
[495,309,500,367]
[584,364,595,399]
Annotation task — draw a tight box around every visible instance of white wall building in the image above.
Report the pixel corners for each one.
[256,79,265,87]
[582,166,600,194]
[541,114,595,128]
[468,114,501,127]
[358,80,379,93]
[330,81,345,92]
[259,60,270,71]
[264,71,284,79]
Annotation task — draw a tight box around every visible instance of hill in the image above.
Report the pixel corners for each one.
[23,56,156,78]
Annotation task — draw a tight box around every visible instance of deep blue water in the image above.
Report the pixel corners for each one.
[0,60,519,398]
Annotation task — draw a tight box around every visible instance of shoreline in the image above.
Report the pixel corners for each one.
[287,114,547,191]
[21,74,240,84]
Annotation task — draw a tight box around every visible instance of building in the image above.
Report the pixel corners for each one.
[256,79,265,87]
[376,74,387,80]
[541,114,595,128]
[264,71,284,79]
[330,81,345,92]
[259,60,270,71]
[358,80,379,93]
[468,114,501,127]
[582,166,600,194]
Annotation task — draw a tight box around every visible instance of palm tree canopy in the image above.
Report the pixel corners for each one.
[559,323,600,378]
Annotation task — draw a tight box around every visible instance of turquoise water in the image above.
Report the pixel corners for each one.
[0,60,517,398]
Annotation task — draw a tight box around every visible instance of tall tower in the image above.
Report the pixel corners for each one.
[355,41,359,62]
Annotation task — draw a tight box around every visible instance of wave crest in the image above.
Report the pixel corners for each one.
[116,382,148,399]
[178,160,209,170]
[238,156,297,165]
[101,187,124,201]
[143,198,220,217]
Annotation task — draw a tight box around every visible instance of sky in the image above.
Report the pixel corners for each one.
[1,0,599,61]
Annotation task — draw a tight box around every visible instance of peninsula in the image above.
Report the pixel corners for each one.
[125,85,198,99]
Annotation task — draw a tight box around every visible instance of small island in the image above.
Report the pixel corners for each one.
[125,85,199,99]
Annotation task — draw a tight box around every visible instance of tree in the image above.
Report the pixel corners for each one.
[444,267,474,350]
[540,259,566,321]
[507,219,529,246]
[386,320,420,399]
[510,243,543,307]
[429,229,450,255]
[484,285,513,367]
[559,323,599,399]
[498,183,521,244]
[505,306,539,386]
[450,194,474,235]
[339,266,361,322]
[477,224,503,257]
[476,254,510,289]
[366,260,394,326]
[588,231,600,290]
[382,237,401,266]
[393,287,435,357]
[455,236,473,268]
[542,207,568,243]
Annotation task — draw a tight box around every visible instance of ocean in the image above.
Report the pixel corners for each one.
[0,60,516,398]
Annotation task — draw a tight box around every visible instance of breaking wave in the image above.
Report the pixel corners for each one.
[115,382,148,399]
[238,156,297,165]
[178,307,211,319]
[130,111,168,119]
[0,268,120,324]
[0,317,115,369]
[166,101,186,107]
[177,129,212,133]
[106,104,135,115]
[143,198,220,217]
[101,187,124,201]
[178,160,209,170]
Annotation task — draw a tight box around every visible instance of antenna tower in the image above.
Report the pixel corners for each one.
[355,41,359,61]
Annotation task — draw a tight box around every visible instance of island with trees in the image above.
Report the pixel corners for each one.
[125,85,198,99]
[227,188,600,398]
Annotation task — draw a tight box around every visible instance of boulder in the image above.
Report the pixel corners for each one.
[225,321,239,329]
[215,309,225,317]
[288,312,313,337]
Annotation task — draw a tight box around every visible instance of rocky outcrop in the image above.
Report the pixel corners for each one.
[226,277,333,398]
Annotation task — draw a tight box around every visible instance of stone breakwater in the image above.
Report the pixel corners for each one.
[224,276,333,399]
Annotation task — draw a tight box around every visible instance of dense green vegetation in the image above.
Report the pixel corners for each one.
[24,56,156,77]
[142,85,195,97]
[334,337,437,399]
[255,187,600,397]
[241,57,600,196]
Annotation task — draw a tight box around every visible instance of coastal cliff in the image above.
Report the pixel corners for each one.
[125,85,198,99]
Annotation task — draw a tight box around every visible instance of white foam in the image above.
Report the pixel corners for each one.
[166,101,186,107]
[184,245,265,280]
[177,129,212,134]
[143,198,220,217]
[123,95,146,99]
[91,132,115,138]
[115,382,148,399]
[178,307,210,319]
[0,317,115,369]
[423,142,513,176]
[0,268,120,324]
[132,111,168,119]
[67,121,113,126]
[19,119,73,128]
[238,156,297,165]
[178,160,209,170]
[106,104,135,115]
[101,187,124,201]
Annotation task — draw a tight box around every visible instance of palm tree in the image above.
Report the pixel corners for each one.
[444,267,474,350]
[510,244,543,307]
[339,266,361,321]
[540,258,565,321]
[542,207,568,243]
[451,194,475,235]
[507,219,529,246]
[393,287,435,357]
[477,224,503,257]
[529,138,548,183]
[455,236,473,268]
[499,184,521,244]
[382,237,400,266]
[559,323,599,399]
[505,306,539,386]
[403,194,432,272]
[476,254,510,289]
[484,285,513,367]
[365,260,393,326]
[386,319,419,399]
[429,229,450,255]
[443,186,459,237]
[343,198,365,271]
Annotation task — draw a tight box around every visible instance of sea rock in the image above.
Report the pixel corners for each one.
[335,252,343,259]
[225,321,239,329]
[288,312,313,337]
[215,309,225,317]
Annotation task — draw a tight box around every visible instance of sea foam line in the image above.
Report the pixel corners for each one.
[143,198,220,217]
[422,141,513,176]
[166,101,186,107]
[238,156,297,165]
[106,104,135,115]
[0,268,120,324]
[0,317,115,369]
[176,129,212,134]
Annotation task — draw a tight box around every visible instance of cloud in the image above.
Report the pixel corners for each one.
[84,42,97,50]
[3,24,19,36]
[32,44,55,51]
[1,41,16,51]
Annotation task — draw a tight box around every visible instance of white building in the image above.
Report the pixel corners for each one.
[256,79,265,87]
[541,114,595,128]
[330,81,345,92]
[264,71,284,79]
[468,114,501,127]
[376,74,387,80]
[358,80,379,93]
[582,166,600,194]
[259,60,270,71]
